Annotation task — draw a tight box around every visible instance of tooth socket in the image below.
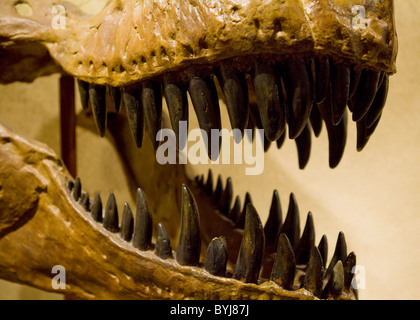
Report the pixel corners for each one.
[133,188,153,251]
[270,233,296,290]
[204,237,228,277]
[103,192,119,233]
[120,203,134,242]
[155,223,173,260]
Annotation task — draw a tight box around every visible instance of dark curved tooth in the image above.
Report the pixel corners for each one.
[103,192,119,232]
[264,190,282,246]
[322,260,344,299]
[204,169,213,196]
[278,193,300,248]
[120,203,134,242]
[365,74,389,128]
[303,246,324,297]
[122,86,144,148]
[318,235,328,269]
[91,192,103,222]
[89,83,107,137]
[217,64,249,142]
[245,110,256,143]
[213,175,223,204]
[282,57,314,139]
[71,176,81,201]
[249,103,271,152]
[294,212,315,265]
[204,236,228,277]
[77,79,89,110]
[155,223,173,260]
[294,122,312,169]
[351,69,381,122]
[309,101,323,137]
[326,232,347,277]
[343,252,357,290]
[142,81,162,150]
[348,67,362,103]
[79,191,90,211]
[252,59,286,141]
[107,86,121,113]
[220,177,233,215]
[188,74,222,161]
[270,233,295,290]
[163,78,189,150]
[176,184,201,266]
[276,130,286,149]
[314,56,330,104]
[357,111,382,152]
[228,195,241,223]
[233,203,265,284]
[235,192,252,229]
[133,188,153,251]
[331,63,351,125]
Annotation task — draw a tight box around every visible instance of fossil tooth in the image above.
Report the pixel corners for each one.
[107,85,121,113]
[245,111,256,143]
[133,188,153,251]
[213,174,223,204]
[235,192,252,229]
[294,122,312,169]
[283,57,314,139]
[314,56,330,104]
[233,203,265,284]
[216,64,249,141]
[264,190,282,246]
[276,130,286,149]
[163,78,189,150]
[71,176,81,201]
[120,203,134,242]
[278,193,300,248]
[188,74,221,161]
[67,180,74,191]
[103,192,119,232]
[348,67,362,102]
[270,233,295,290]
[176,184,201,266]
[89,83,107,137]
[309,101,323,137]
[155,223,173,260]
[322,260,344,299]
[91,192,103,222]
[331,63,351,125]
[228,195,241,223]
[220,177,233,215]
[365,74,389,128]
[249,102,271,152]
[77,79,89,110]
[326,232,347,277]
[343,252,357,291]
[204,236,228,277]
[122,86,144,148]
[204,169,213,196]
[318,235,328,269]
[356,116,373,152]
[351,70,381,122]
[294,212,315,265]
[79,191,90,211]
[142,81,162,150]
[252,59,286,141]
[303,246,324,297]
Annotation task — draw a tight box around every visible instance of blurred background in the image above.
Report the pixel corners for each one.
[0,0,419,300]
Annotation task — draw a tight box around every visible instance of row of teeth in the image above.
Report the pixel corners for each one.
[77,55,389,168]
[67,173,358,299]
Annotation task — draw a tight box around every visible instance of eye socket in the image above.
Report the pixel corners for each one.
[14,1,33,17]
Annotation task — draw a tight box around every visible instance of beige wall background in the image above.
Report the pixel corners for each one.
[0,1,419,300]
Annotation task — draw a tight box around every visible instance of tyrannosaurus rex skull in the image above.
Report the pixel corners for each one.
[0,0,397,299]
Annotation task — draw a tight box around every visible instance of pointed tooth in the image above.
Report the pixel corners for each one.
[356,116,369,152]
[282,57,314,139]
[331,63,351,125]
[142,81,162,150]
[314,56,330,104]
[233,203,265,284]
[163,78,189,150]
[133,188,153,251]
[67,180,74,191]
[249,102,271,152]
[318,235,328,269]
[235,192,252,229]
[245,110,256,143]
[348,67,362,102]
[295,122,312,169]
[204,236,228,277]
[343,252,357,290]
[310,101,323,137]
[176,184,201,266]
[365,74,389,128]
[71,176,81,201]
[155,223,173,259]
[264,190,282,246]
[89,84,107,137]
[220,177,233,215]
[270,233,296,290]
[228,195,241,223]
[323,260,344,299]
[79,191,90,211]
[216,64,249,141]
[204,169,213,196]
[107,85,121,113]
[294,212,315,265]
[276,129,286,149]
[326,232,347,277]
[351,70,381,122]
[77,79,89,110]
[91,192,103,222]
[103,192,119,232]
[188,74,221,161]
[119,203,134,242]
[303,246,324,297]
[252,59,286,141]
[213,175,223,204]
[122,86,144,148]
[279,193,300,248]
